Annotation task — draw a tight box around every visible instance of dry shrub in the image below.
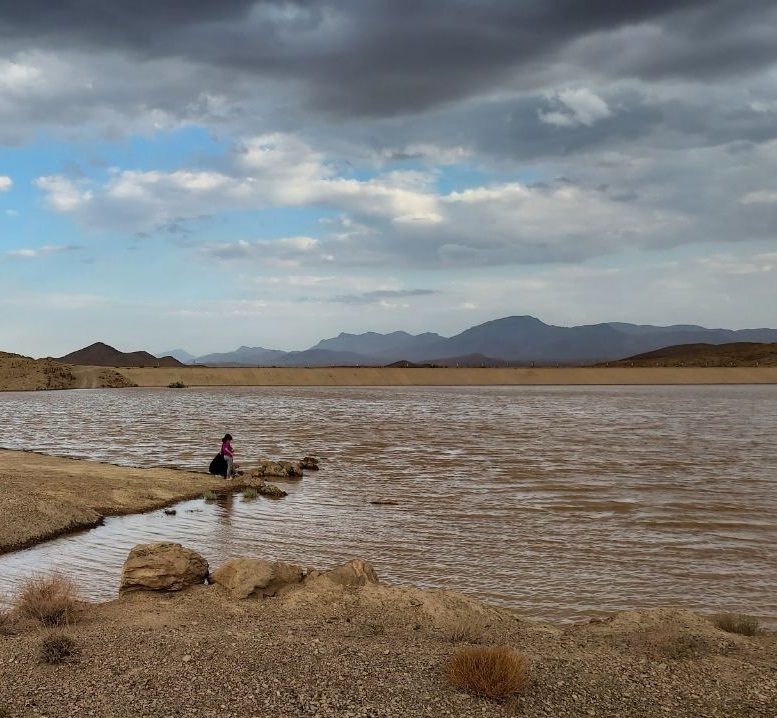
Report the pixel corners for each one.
[713,613,760,636]
[447,644,529,700]
[0,607,13,636]
[39,632,79,664]
[635,625,710,660]
[445,615,488,643]
[16,572,80,627]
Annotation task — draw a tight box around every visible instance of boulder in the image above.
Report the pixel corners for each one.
[300,456,320,471]
[250,460,303,480]
[321,559,380,587]
[256,482,288,498]
[211,558,304,599]
[120,542,209,593]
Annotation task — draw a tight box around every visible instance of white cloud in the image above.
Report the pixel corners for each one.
[741,190,777,204]
[0,175,12,191]
[539,87,613,127]
[5,244,79,258]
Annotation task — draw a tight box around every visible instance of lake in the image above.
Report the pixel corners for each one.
[0,385,774,623]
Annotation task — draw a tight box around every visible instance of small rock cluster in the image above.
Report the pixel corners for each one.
[119,542,379,599]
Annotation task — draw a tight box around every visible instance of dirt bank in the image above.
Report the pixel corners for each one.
[115,365,777,387]
[0,574,774,717]
[0,450,241,554]
[0,353,133,392]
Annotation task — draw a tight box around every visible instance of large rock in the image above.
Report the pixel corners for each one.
[250,460,303,480]
[318,559,380,587]
[211,558,304,599]
[120,542,209,593]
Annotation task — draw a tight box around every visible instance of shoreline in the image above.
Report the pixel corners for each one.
[0,449,252,555]
[115,365,777,387]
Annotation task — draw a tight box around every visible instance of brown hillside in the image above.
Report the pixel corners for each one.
[0,352,135,391]
[57,342,184,367]
[606,342,777,367]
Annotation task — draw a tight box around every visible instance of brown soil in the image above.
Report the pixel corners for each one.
[0,353,133,391]
[0,450,240,554]
[0,577,774,717]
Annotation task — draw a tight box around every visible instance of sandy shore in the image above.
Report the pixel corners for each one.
[0,450,239,554]
[116,365,777,387]
[0,451,774,717]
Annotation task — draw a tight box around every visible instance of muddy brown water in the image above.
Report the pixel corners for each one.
[0,385,775,624]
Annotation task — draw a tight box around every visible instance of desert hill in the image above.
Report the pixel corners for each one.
[0,352,135,391]
[57,342,184,368]
[607,342,777,367]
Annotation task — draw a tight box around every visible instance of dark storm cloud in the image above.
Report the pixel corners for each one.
[2,1,775,116]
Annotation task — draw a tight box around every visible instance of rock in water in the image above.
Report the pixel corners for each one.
[120,542,209,593]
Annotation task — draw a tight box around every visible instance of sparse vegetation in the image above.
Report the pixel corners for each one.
[203,490,217,501]
[243,487,258,500]
[39,632,79,664]
[447,644,528,700]
[167,381,187,388]
[0,606,12,635]
[632,626,710,660]
[445,615,488,643]
[713,612,761,636]
[15,573,79,627]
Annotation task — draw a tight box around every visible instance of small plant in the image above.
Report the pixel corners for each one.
[445,615,488,643]
[243,487,258,500]
[167,381,187,388]
[713,613,761,636]
[0,606,12,635]
[447,644,529,700]
[203,490,217,501]
[39,632,79,664]
[15,573,79,627]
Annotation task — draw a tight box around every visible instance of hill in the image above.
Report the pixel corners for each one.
[178,316,777,366]
[57,342,184,367]
[608,342,777,367]
[0,352,135,391]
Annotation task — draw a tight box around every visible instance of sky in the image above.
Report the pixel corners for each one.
[1,1,776,358]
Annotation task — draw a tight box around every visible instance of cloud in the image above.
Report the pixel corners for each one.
[0,175,11,191]
[330,289,437,305]
[540,88,613,127]
[5,244,80,258]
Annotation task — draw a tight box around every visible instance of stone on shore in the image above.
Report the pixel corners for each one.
[300,456,320,470]
[250,460,303,480]
[211,558,304,599]
[255,482,288,498]
[308,558,380,588]
[120,542,209,593]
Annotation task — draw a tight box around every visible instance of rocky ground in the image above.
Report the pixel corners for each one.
[0,567,774,718]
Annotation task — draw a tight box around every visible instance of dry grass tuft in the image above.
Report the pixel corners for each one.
[39,632,79,664]
[447,644,529,700]
[445,615,488,643]
[15,572,80,627]
[713,613,761,636]
[0,606,13,635]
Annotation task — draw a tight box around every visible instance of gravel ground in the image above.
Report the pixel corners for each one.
[1,579,774,718]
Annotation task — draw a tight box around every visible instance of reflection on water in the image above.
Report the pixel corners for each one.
[0,385,775,623]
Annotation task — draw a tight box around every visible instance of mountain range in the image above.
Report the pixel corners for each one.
[156,315,777,367]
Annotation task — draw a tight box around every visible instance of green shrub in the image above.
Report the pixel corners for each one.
[167,381,187,388]
[15,573,79,627]
[203,490,217,501]
[447,644,528,700]
[713,613,761,636]
[40,632,79,664]
[243,487,258,500]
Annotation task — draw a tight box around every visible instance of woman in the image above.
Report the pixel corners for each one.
[221,433,235,479]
